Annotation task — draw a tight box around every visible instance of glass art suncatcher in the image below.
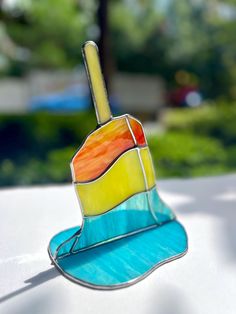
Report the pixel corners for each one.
[48,41,188,289]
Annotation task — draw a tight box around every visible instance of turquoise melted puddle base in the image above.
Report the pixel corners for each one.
[48,220,188,289]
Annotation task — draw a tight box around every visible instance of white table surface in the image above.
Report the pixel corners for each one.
[1,174,236,314]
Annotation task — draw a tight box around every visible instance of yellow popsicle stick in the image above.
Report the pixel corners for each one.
[82,41,112,125]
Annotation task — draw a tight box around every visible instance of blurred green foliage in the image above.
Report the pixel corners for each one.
[1,103,236,186]
[110,0,236,99]
[5,0,89,69]
[164,103,236,146]
[0,112,96,185]
[1,1,236,185]
[149,132,228,178]
[1,0,236,99]
[149,102,236,177]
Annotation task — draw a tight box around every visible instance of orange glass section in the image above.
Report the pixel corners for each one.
[71,116,147,182]
[128,117,146,146]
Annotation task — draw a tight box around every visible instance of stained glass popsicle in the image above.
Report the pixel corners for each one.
[48,41,188,289]
[71,42,156,217]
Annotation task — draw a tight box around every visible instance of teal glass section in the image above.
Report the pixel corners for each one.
[52,187,175,258]
[49,226,79,257]
[56,220,187,287]
[48,187,187,288]
[149,189,176,223]
[72,189,157,252]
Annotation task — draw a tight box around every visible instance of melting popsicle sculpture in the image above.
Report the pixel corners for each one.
[48,41,188,289]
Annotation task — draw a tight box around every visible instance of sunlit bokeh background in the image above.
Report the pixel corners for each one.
[1,0,236,186]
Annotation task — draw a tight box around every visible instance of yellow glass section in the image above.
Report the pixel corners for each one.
[71,117,135,182]
[140,147,156,189]
[83,41,111,124]
[76,149,146,216]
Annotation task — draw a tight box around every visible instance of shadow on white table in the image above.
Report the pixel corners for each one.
[1,175,236,314]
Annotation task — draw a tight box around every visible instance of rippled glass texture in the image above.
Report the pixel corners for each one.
[71,115,146,182]
[50,220,187,287]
